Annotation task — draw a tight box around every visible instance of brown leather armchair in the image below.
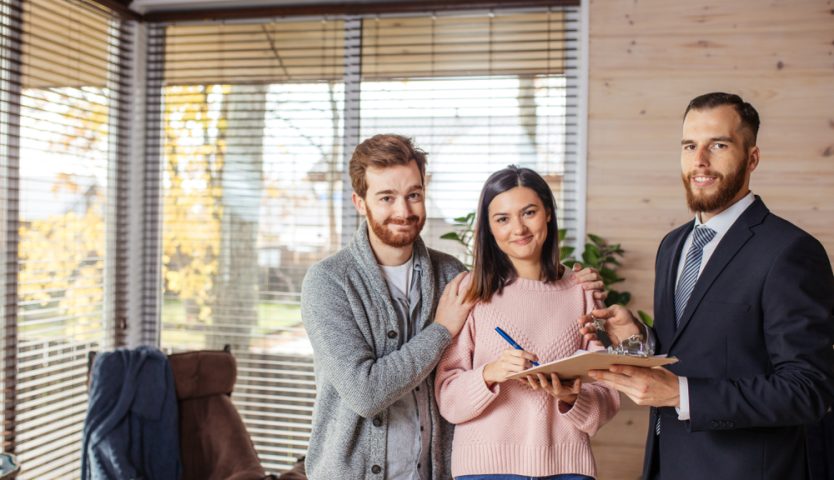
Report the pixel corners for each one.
[168,349,274,480]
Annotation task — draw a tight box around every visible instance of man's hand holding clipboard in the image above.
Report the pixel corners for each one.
[577,304,683,408]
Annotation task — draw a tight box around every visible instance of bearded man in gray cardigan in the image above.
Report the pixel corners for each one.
[302,134,604,480]
[302,134,472,480]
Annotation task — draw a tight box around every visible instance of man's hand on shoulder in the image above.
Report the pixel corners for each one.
[434,272,474,337]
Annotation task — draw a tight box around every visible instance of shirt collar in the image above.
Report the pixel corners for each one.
[694,191,756,234]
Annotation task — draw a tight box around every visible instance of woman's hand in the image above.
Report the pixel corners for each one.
[570,264,608,302]
[525,372,581,407]
[483,349,538,388]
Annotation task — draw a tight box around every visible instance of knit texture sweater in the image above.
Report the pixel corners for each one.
[435,270,620,478]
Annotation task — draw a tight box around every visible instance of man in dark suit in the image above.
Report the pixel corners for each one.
[583,92,834,480]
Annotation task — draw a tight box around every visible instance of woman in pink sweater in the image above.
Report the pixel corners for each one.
[435,166,620,480]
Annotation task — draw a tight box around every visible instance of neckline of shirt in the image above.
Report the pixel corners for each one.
[504,268,576,292]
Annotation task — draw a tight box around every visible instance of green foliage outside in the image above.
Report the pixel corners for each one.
[162,299,302,347]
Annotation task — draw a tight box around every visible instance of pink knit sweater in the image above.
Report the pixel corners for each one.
[435,270,620,478]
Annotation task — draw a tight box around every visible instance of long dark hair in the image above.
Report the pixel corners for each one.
[465,165,563,303]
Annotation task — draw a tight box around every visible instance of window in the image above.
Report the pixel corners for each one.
[149,18,346,469]
[149,6,580,473]
[0,0,132,478]
[360,10,579,257]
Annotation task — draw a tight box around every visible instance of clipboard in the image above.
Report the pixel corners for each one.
[506,350,678,383]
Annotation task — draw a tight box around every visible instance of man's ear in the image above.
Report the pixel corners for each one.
[351,192,367,216]
[748,145,760,173]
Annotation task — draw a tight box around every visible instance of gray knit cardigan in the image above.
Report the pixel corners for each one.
[301,221,465,480]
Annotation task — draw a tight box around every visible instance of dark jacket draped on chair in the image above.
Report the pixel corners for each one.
[82,346,181,480]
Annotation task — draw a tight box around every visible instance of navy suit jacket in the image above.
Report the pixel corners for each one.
[643,197,834,480]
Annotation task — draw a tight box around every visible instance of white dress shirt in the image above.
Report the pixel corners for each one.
[675,191,756,420]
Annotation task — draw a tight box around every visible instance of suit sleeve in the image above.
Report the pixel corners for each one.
[687,234,834,431]
[301,262,454,419]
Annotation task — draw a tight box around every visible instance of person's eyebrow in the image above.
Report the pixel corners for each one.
[491,203,536,217]
[372,184,422,196]
[681,136,733,145]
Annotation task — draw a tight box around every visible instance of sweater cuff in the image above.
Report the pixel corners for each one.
[465,364,501,414]
[560,385,593,425]
[423,322,453,351]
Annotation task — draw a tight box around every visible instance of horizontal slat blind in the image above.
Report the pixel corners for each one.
[0,0,132,478]
[154,17,345,471]
[163,21,345,83]
[153,6,579,475]
[360,8,580,258]
[362,11,566,78]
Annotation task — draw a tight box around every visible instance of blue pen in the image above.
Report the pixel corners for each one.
[494,327,540,367]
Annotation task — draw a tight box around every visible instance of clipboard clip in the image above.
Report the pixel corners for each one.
[606,335,654,357]
[591,315,654,358]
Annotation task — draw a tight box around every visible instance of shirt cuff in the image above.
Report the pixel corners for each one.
[676,376,690,420]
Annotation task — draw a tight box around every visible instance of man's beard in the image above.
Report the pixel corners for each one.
[366,209,425,248]
[682,159,748,213]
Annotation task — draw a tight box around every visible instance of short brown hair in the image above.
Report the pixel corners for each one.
[349,134,427,198]
[684,92,760,148]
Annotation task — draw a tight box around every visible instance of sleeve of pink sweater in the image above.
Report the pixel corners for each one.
[434,312,502,424]
[559,377,621,435]
[558,290,621,435]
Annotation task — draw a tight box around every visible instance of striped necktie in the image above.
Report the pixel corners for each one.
[657,226,716,437]
[674,226,717,328]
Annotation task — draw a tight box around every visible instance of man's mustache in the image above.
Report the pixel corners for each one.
[384,216,420,226]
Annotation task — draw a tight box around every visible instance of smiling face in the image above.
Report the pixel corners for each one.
[487,186,551,276]
[352,160,426,250]
[680,105,759,221]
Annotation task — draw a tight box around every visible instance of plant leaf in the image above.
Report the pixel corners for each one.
[587,233,604,245]
[618,291,631,305]
[637,310,654,328]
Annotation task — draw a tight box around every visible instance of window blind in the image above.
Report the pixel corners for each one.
[0,0,132,478]
[360,9,580,258]
[150,17,346,471]
[149,6,579,474]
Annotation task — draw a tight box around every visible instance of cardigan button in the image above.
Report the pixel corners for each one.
[387,330,398,339]
[372,415,383,427]
[371,465,382,474]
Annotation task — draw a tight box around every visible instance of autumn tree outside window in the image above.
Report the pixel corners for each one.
[0,0,132,478]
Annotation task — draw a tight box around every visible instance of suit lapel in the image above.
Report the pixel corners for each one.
[669,198,769,349]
